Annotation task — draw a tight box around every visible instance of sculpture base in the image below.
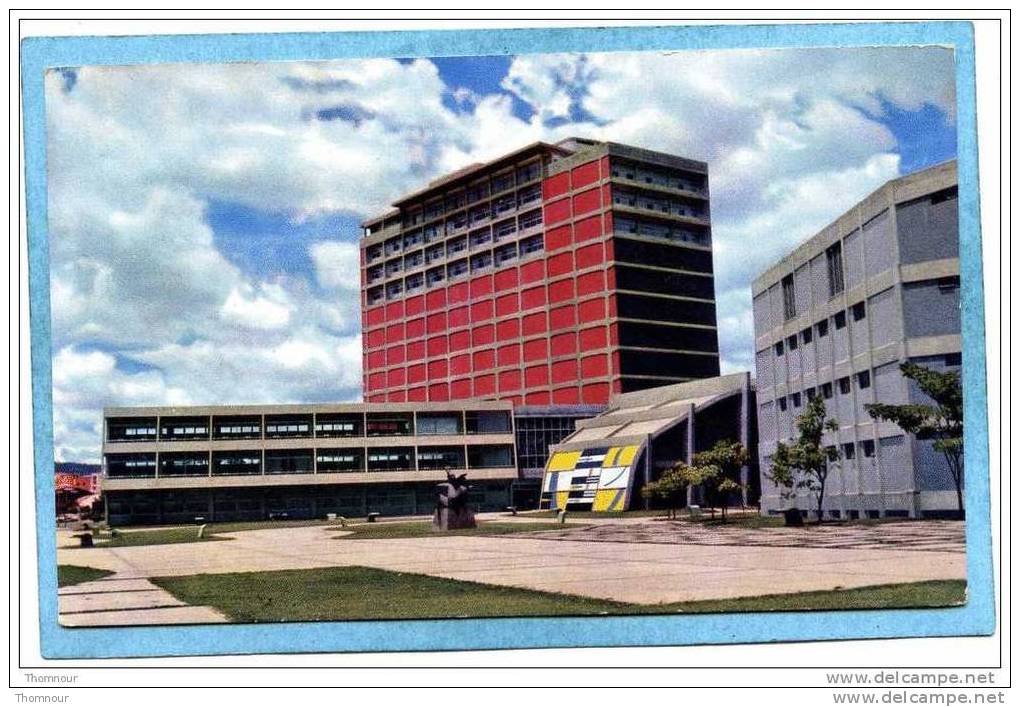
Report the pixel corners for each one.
[433,507,476,531]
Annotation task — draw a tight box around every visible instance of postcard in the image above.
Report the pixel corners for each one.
[22,20,994,659]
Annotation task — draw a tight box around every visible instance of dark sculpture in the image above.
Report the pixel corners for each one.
[433,471,476,530]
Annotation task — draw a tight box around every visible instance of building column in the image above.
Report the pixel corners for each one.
[642,434,652,510]
[685,404,698,507]
[739,371,751,508]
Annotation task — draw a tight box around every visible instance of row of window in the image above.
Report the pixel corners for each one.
[612,188,707,220]
[107,411,513,442]
[772,302,866,357]
[368,209,545,279]
[609,161,707,195]
[613,216,709,247]
[368,235,545,304]
[105,445,516,478]
[395,162,544,230]
[367,182,545,264]
[772,370,871,413]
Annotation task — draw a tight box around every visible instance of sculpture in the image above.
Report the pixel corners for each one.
[433,471,476,530]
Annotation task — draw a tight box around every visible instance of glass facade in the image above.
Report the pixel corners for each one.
[513,406,604,477]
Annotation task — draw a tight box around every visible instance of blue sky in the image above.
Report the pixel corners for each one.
[44,46,957,461]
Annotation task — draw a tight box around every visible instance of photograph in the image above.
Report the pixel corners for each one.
[46,42,970,630]
[19,19,996,669]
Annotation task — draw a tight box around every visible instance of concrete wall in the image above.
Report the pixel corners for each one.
[751,162,962,518]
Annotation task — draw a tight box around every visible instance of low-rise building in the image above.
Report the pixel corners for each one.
[101,401,517,525]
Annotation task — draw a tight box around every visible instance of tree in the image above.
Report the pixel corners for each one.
[866,361,964,515]
[689,440,750,521]
[640,465,688,519]
[767,394,839,522]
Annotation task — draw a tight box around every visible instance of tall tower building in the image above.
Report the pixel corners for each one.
[360,138,720,406]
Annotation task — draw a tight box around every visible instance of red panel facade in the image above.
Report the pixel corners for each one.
[361,148,637,407]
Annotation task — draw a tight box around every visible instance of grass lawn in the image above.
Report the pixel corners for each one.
[96,519,345,547]
[96,526,234,547]
[151,566,966,622]
[688,514,784,529]
[57,564,115,587]
[336,520,579,540]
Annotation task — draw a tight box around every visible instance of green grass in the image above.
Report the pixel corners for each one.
[57,565,115,587]
[110,518,339,533]
[96,526,234,547]
[151,566,966,623]
[97,519,347,547]
[662,580,966,613]
[336,520,578,540]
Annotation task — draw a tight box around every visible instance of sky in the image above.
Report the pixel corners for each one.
[44,47,957,462]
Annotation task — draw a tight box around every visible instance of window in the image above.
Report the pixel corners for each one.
[851,301,867,321]
[857,370,871,389]
[466,410,512,434]
[834,311,847,329]
[519,209,543,230]
[774,340,784,356]
[801,327,813,345]
[787,334,799,351]
[469,228,492,248]
[495,243,518,266]
[816,319,829,338]
[805,387,816,400]
[842,442,855,459]
[821,382,833,399]
[825,242,845,297]
[937,276,960,293]
[781,274,796,320]
[791,392,802,408]
[520,235,544,256]
[777,397,787,412]
[838,377,851,395]
[406,273,424,292]
[264,418,311,438]
[416,413,463,436]
[945,352,962,367]
[861,439,876,458]
[470,252,492,272]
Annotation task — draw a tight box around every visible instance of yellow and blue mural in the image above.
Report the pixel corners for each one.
[539,445,641,512]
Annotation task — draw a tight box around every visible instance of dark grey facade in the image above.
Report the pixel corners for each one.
[752,161,962,518]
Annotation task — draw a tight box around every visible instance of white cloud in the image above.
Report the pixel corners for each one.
[309,241,361,290]
[44,46,955,460]
[220,285,292,330]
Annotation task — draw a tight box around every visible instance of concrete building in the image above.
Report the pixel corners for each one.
[539,373,756,512]
[360,138,720,407]
[752,161,961,519]
[101,401,517,525]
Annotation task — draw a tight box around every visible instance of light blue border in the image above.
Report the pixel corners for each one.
[23,21,994,660]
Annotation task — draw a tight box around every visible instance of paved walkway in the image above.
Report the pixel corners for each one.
[514,519,966,553]
[55,520,966,623]
[58,576,227,627]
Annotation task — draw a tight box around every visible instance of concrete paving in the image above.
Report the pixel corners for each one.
[55,520,966,622]
[58,575,227,627]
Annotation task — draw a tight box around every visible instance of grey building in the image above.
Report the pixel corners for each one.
[101,401,517,525]
[752,160,962,519]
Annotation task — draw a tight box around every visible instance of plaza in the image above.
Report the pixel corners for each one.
[56,516,965,627]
